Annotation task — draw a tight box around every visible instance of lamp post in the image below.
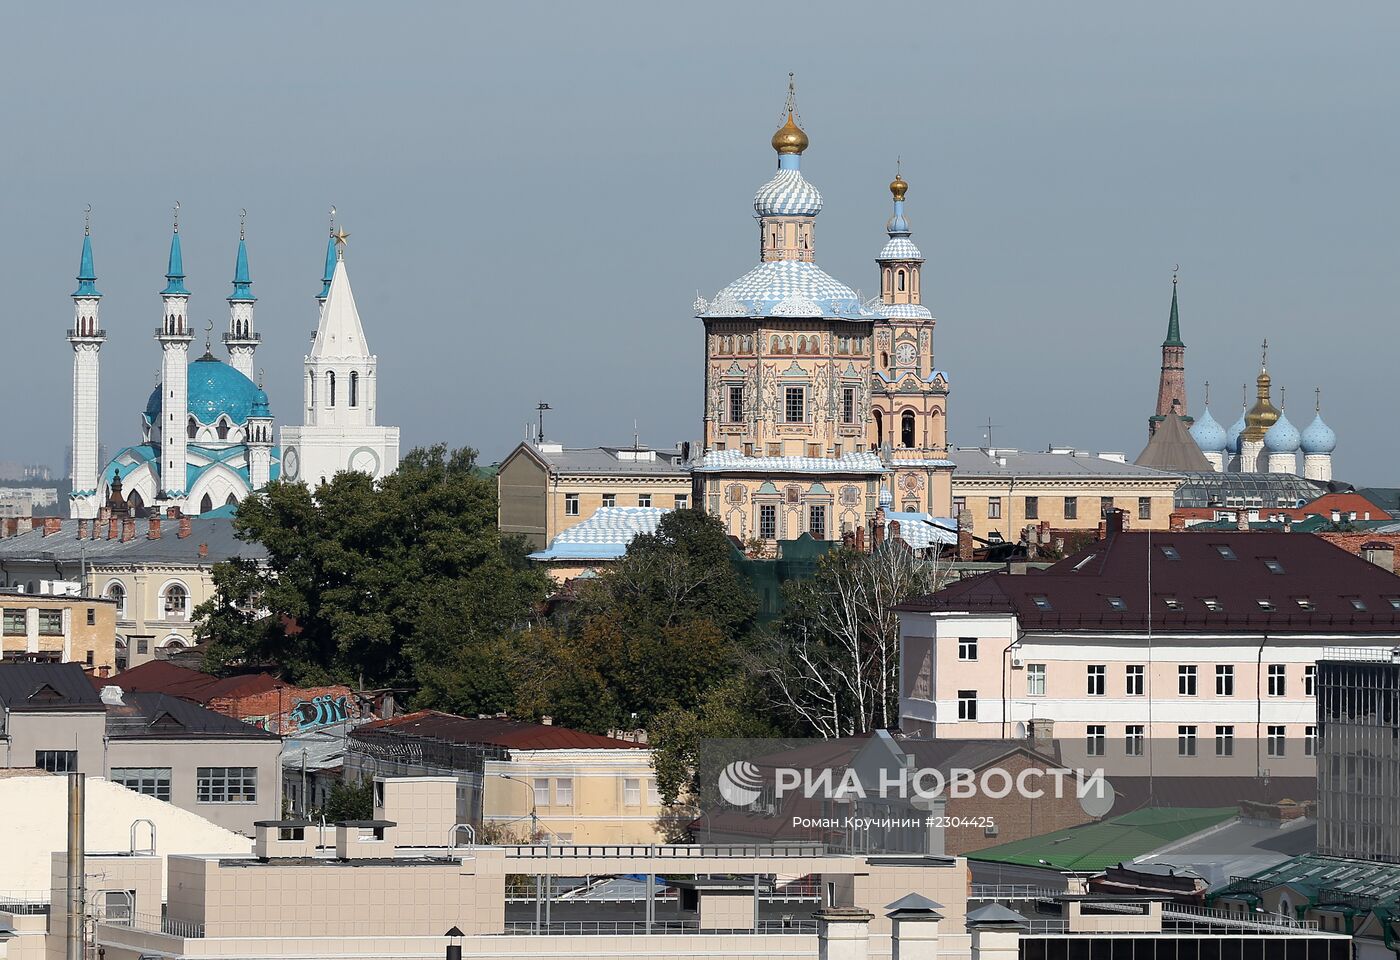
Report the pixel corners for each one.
[444,925,463,960]
[495,774,547,932]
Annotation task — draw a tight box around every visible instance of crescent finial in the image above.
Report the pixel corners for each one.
[240,208,247,240]
[173,200,180,232]
[84,204,92,236]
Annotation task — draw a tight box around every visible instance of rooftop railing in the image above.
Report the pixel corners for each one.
[501,919,817,935]
[500,843,829,859]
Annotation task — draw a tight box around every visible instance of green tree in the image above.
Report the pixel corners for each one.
[321,778,373,822]
[196,445,549,712]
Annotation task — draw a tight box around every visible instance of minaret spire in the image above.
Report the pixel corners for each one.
[225,209,259,379]
[68,208,107,518]
[1149,269,1189,438]
[318,206,337,304]
[156,205,194,505]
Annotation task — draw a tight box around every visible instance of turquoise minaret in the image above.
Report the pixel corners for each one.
[69,209,107,518]
[225,211,259,380]
[155,204,194,500]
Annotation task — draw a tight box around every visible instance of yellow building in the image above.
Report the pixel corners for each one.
[692,85,953,549]
[0,590,119,674]
[949,447,1183,543]
[497,441,690,551]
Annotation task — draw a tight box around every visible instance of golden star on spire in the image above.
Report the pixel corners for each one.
[332,226,350,260]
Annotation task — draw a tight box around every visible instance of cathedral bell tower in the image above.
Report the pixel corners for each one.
[156,206,194,504]
[68,210,106,519]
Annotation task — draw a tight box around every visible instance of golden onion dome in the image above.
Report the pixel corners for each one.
[772,111,809,155]
[1242,369,1280,441]
[890,173,909,201]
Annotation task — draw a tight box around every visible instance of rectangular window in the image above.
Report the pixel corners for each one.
[1027,663,1046,696]
[1125,725,1145,757]
[86,608,96,626]
[624,778,641,806]
[1305,725,1317,757]
[1263,558,1285,575]
[1305,665,1316,697]
[1125,664,1145,697]
[841,387,855,424]
[1178,665,1198,697]
[759,504,777,540]
[957,690,978,721]
[1100,496,1115,518]
[1086,725,1106,757]
[986,497,1002,519]
[1031,595,1052,610]
[638,493,652,508]
[1087,665,1106,697]
[1295,597,1315,611]
[1348,597,1368,611]
[1158,544,1181,560]
[952,496,966,517]
[809,504,827,540]
[958,637,978,661]
[1024,496,1039,520]
[1216,665,1235,696]
[37,609,62,636]
[1268,664,1286,697]
[1213,544,1238,560]
[1267,725,1286,758]
[1,608,24,634]
[602,493,616,508]
[533,778,550,807]
[564,494,579,516]
[1256,599,1276,612]
[1178,725,1198,757]
[648,779,662,806]
[1063,496,1078,520]
[111,767,171,801]
[1138,497,1152,520]
[675,494,688,510]
[554,777,573,807]
[784,387,805,423]
[1216,725,1235,757]
[36,750,77,773]
[136,637,149,655]
[196,767,257,803]
[728,385,745,423]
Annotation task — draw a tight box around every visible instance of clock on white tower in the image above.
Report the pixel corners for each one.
[895,341,917,368]
[349,447,380,475]
[282,446,300,481]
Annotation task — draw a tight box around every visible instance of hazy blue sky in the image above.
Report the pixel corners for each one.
[4,2,1397,482]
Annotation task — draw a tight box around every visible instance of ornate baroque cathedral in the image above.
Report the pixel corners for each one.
[691,82,953,545]
[68,212,400,520]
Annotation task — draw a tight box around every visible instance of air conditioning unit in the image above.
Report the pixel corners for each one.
[1010,656,1024,668]
[985,824,1000,838]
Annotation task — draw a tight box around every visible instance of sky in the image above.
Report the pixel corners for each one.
[2,2,1397,483]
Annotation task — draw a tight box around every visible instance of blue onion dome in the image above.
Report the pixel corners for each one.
[1263,410,1301,452]
[1189,407,1228,453]
[1300,411,1337,454]
[1226,409,1248,454]
[144,354,268,426]
[754,168,823,218]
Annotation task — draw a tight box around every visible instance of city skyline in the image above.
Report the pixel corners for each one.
[3,2,1397,481]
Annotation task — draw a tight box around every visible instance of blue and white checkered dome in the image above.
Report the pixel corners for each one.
[1300,411,1337,454]
[754,167,824,218]
[1263,410,1301,453]
[700,260,882,320]
[1189,407,1228,453]
[878,236,924,261]
[878,487,894,508]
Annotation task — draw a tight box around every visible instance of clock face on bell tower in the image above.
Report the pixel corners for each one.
[895,341,917,368]
[349,447,380,475]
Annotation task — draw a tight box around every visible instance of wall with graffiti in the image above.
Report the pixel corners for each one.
[211,684,368,735]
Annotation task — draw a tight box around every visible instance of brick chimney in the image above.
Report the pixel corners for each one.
[1282,516,1293,534]
[107,517,118,540]
[3,518,15,538]
[1169,512,1187,532]
[198,543,209,558]
[42,518,62,537]
[889,520,902,542]
[957,509,974,561]
[873,508,886,548]
[166,506,181,519]
[1236,509,1250,531]
[147,518,162,540]
[854,525,866,553]
[121,518,136,542]
[77,519,89,538]
[178,516,192,539]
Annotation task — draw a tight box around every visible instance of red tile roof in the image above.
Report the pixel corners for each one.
[899,530,1400,633]
[108,660,284,705]
[352,709,644,750]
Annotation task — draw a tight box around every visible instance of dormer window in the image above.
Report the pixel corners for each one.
[1263,558,1285,575]
[1212,545,1238,560]
[1256,599,1276,612]
[1106,596,1126,611]
[1202,597,1224,612]
[1162,596,1182,610]
[1158,545,1180,560]
[1031,595,1052,610]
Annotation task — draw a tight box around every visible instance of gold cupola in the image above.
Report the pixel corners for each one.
[771,73,808,155]
[1241,341,1280,441]
[890,172,908,201]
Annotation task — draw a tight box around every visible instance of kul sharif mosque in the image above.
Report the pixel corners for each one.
[67,208,400,520]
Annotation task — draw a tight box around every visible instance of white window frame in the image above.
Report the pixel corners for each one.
[1026,663,1046,696]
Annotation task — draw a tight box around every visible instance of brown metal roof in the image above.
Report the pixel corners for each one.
[108,660,284,704]
[353,709,644,750]
[899,530,1400,633]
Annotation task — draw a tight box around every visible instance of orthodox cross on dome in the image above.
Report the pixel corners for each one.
[1260,338,1269,371]
[1204,380,1211,406]
[785,72,797,119]
[1315,386,1321,412]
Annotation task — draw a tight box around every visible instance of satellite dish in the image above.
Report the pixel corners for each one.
[1079,777,1116,818]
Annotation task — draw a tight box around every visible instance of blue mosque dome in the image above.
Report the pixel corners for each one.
[251,386,271,418]
[1225,409,1247,454]
[144,353,269,426]
[1263,410,1301,453]
[1189,407,1228,453]
[1300,411,1337,454]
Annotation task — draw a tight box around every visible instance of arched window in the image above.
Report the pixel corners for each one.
[881,351,889,368]
[349,371,359,408]
[162,583,189,622]
[199,493,213,514]
[105,582,127,619]
[873,409,884,448]
[127,491,143,515]
[225,492,238,506]
[897,270,906,292]
[901,411,916,449]
[216,418,230,440]
[187,417,198,439]
[328,371,336,407]
[309,372,316,406]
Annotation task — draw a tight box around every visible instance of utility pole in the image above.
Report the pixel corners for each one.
[536,403,551,444]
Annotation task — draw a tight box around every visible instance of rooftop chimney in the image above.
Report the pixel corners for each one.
[540,716,553,726]
[166,506,180,519]
[1236,509,1250,531]
[147,518,162,540]
[43,517,62,537]
[198,543,208,558]
[121,518,136,542]
[178,516,192,539]
[107,518,118,540]
[77,519,88,539]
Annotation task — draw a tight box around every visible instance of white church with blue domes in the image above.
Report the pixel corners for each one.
[68,212,398,520]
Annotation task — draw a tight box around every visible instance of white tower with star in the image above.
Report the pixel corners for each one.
[68,212,106,519]
[279,227,400,487]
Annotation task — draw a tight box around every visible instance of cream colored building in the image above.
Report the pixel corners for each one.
[0,591,118,675]
[949,447,1182,543]
[497,441,690,551]
[0,514,265,667]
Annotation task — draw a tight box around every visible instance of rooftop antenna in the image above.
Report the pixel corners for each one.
[633,419,640,451]
[982,416,1001,450]
[536,402,551,444]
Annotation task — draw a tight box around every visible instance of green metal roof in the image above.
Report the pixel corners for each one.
[1214,854,1400,909]
[1163,281,1183,348]
[967,807,1235,872]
